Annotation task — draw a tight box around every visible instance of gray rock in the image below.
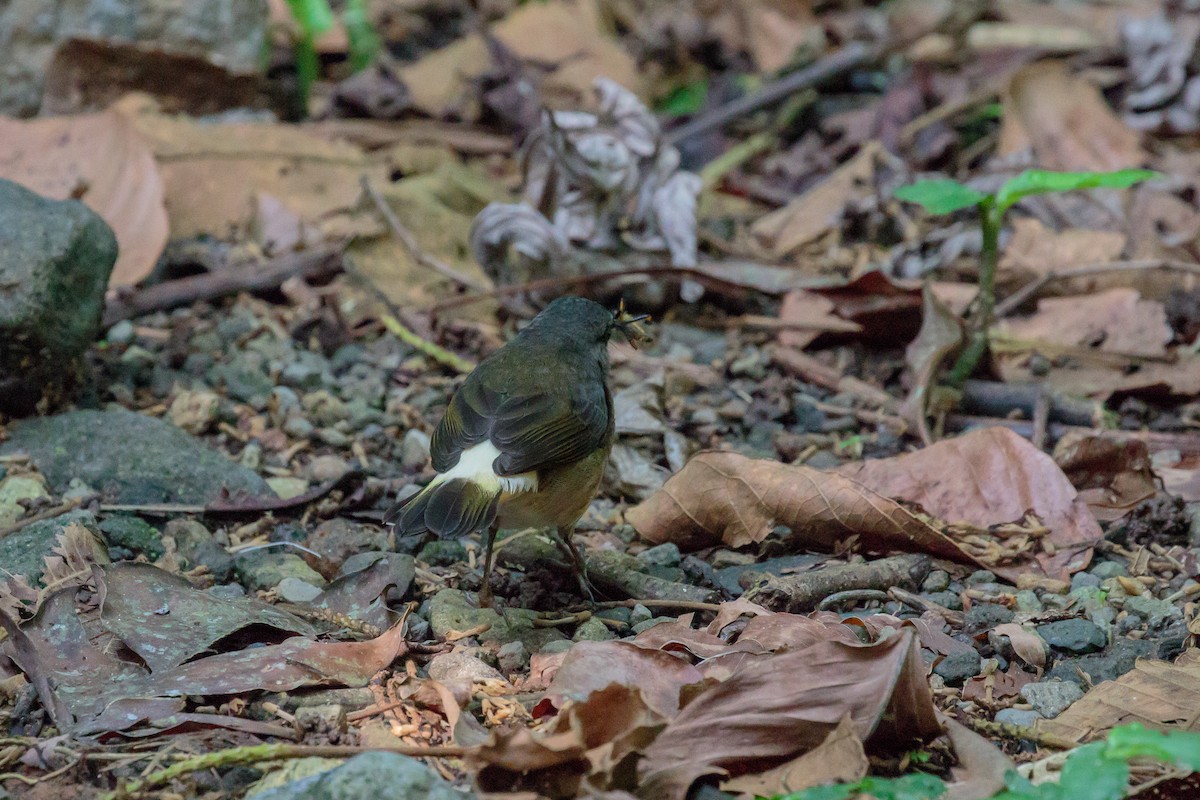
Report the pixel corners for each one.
[714,553,823,595]
[216,352,274,406]
[636,543,682,568]
[1,409,273,504]
[538,640,575,655]
[921,570,951,593]
[249,751,468,800]
[98,515,164,560]
[632,616,673,635]
[418,540,467,567]
[573,616,615,642]
[428,589,506,642]
[283,416,316,439]
[303,391,348,427]
[0,180,116,413]
[1014,590,1043,613]
[427,652,503,686]
[1071,572,1101,590]
[280,353,332,391]
[933,650,982,686]
[497,640,529,674]
[1090,561,1127,579]
[237,552,326,593]
[1047,638,1155,686]
[0,509,97,584]
[0,0,269,117]
[1020,680,1084,719]
[966,570,997,586]
[278,577,323,603]
[629,603,654,626]
[964,603,1014,634]
[165,518,234,582]
[1036,619,1107,654]
[923,591,964,611]
[106,320,135,346]
[1123,595,1182,630]
[994,708,1043,728]
[399,429,432,471]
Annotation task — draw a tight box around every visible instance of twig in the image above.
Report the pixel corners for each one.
[966,717,1076,750]
[379,313,476,374]
[0,499,82,541]
[104,742,471,798]
[584,598,724,613]
[101,246,342,327]
[816,588,891,610]
[995,259,1200,318]
[770,345,900,411]
[960,380,1101,427]
[533,610,592,628]
[360,176,488,292]
[665,42,877,147]
[888,587,964,626]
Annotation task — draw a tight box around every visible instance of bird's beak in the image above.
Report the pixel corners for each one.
[613,299,652,349]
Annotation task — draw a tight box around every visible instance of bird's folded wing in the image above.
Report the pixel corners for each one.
[431,378,608,476]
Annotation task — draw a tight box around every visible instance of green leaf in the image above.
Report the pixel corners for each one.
[893,180,989,215]
[1057,742,1129,800]
[1105,724,1200,771]
[773,774,945,800]
[657,80,709,117]
[994,168,1159,213]
[285,0,335,36]
[343,0,380,72]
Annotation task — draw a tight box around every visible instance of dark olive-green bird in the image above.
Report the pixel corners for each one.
[383,296,648,606]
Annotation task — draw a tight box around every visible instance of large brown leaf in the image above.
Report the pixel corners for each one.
[0,108,168,286]
[638,630,941,799]
[837,427,1100,580]
[629,428,1096,579]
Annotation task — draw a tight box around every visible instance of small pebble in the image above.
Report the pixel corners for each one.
[497,641,529,674]
[921,569,951,593]
[994,708,1043,727]
[1090,561,1127,579]
[106,319,136,346]
[629,604,653,626]
[1071,572,1101,591]
[933,650,982,686]
[1036,619,1106,654]
[1020,679,1084,719]
[277,577,322,603]
[637,543,682,568]
[966,570,997,586]
[632,617,673,635]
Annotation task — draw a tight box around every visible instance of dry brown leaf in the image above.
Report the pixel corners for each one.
[638,630,941,800]
[112,94,385,241]
[900,284,964,444]
[962,665,1036,704]
[705,0,825,73]
[1054,433,1158,520]
[837,427,1100,580]
[1001,217,1127,278]
[997,288,1172,358]
[720,714,868,796]
[750,143,880,259]
[629,428,1095,580]
[991,622,1047,669]
[998,61,1148,171]
[41,522,109,594]
[398,0,643,119]
[0,109,167,286]
[994,352,1200,399]
[531,641,704,720]
[1039,649,1200,742]
[776,290,861,350]
[941,715,1015,800]
[996,0,1160,47]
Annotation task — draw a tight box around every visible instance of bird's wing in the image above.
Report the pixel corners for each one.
[430,374,609,476]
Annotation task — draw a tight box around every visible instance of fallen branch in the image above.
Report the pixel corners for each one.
[665,42,877,148]
[587,550,720,605]
[104,742,471,798]
[360,176,489,292]
[0,499,83,541]
[102,246,342,327]
[770,345,900,412]
[995,259,1200,318]
[960,380,1102,427]
[744,554,932,613]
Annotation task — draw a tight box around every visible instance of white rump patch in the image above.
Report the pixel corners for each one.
[438,441,538,494]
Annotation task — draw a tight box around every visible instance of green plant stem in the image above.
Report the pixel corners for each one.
[380,313,476,374]
[947,199,1000,386]
[104,742,469,798]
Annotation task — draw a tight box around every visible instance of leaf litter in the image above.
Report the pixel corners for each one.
[3,0,1200,797]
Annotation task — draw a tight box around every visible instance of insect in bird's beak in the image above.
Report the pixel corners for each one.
[612,298,652,349]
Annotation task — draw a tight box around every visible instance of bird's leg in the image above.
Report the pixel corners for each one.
[478,523,499,609]
[553,525,597,602]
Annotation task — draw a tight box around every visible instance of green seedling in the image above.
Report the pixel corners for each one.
[893,168,1158,386]
[770,724,1200,800]
[285,0,380,109]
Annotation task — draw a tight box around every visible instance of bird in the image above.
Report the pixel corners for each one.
[383,296,649,607]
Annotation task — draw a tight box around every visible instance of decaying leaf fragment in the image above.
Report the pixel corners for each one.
[629,427,1099,580]
[471,78,702,293]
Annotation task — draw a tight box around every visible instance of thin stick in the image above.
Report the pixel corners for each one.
[360,176,488,291]
[0,499,82,541]
[102,246,341,327]
[995,259,1200,318]
[966,717,1076,751]
[584,598,724,613]
[105,742,471,798]
[379,313,476,374]
[665,42,877,147]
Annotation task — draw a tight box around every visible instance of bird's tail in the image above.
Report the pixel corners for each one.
[383,477,502,539]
